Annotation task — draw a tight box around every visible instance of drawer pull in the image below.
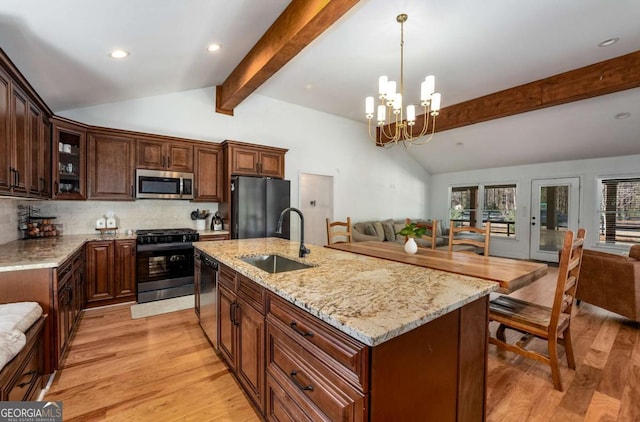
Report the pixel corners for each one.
[289,370,314,391]
[17,370,37,388]
[290,321,314,338]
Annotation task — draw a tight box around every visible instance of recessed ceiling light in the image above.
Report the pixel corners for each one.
[207,44,221,52]
[109,49,129,59]
[615,112,631,120]
[598,37,619,47]
[304,84,313,90]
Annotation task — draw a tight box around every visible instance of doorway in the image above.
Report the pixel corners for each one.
[530,177,580,262]
[299,173,334,246]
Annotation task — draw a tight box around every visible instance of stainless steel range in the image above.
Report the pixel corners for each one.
[135,228,199,303]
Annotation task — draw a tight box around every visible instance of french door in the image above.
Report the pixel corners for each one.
[530,178,580,262]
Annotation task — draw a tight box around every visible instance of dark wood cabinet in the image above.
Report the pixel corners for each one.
[26,103,51,198]
[86,239,136,307]
[86,240,114,305]
[9,85,28,195]
[193,144,223,202]
[88,132,135,200]
[114,239,136,298]
[227,142,286,179]
[216,263,266,414]
[0,67,11,193]
[198,232,230,241]
[54,247,84,369]
[28,103,42,196]
[52,117,87,200]
[266,293,367,422]
[218,284,237,367]
[136,138,193,172]
[39,117,51,197]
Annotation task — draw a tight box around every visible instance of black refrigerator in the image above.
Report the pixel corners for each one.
[231,176,291,239]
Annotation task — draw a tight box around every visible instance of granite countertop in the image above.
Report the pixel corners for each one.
[194,238,498,347]
[0,233,137,273]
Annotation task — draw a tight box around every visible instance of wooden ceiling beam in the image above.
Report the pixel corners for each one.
[216,0,359,115]
[379,50,640,143]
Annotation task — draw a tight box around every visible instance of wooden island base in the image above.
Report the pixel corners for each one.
[368,295,488,421]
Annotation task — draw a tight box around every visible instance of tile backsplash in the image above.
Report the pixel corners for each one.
[32,200,220,235]
[0,199,20,244]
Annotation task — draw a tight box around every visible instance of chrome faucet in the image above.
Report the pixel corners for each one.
[276,207,310,258]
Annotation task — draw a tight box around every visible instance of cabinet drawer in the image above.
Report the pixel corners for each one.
[218,263,236,291]
[6,343,40,401]
[267,293,368,390]
[266,373,320,422]
[238,274,265,313]
[266,320,366,422]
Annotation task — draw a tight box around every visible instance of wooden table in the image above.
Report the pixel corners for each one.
[326,241,547,293]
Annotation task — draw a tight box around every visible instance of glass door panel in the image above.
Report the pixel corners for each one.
[530,178,580,262]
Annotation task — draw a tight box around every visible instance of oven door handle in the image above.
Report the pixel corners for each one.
[136,242,193,252]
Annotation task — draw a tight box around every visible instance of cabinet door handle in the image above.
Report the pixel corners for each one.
[14,169,19,188]
[290,321,314,337]
[289,370,314,391]
[54,181,59,195]
[131,185,134,198]
[9,167,16,188]
[230,301,235,325]
[167,156,171,168]
[17,370,37,388]
[231,302,240,326]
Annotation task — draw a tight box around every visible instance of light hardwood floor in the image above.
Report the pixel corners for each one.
[45,269,640,421]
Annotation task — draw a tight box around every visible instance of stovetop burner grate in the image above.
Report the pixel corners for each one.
[136,228,197,236]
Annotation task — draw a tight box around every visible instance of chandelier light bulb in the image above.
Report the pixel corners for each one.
[378,76,388,99]
[365,96,374,118]
[393,93,402,114]
[431,93,442,114]
[407,105,416,124]
[377,105,386,125]
[385,81,397,106]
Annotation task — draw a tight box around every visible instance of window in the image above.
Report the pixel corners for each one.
[450,186,478,226]
[599,177,640,244]
[450,183,517,238]
[484,184,517,237]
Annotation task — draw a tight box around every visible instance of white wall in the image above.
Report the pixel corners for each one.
[429,154,640,259]
[57,87,431,238]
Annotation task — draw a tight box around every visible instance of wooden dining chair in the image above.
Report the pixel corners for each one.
[488,228,586,391]
[326,217,352,245]
[412,219,439,249]
[448,220,491,256]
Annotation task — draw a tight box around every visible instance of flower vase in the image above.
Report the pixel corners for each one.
[404,237,418,254]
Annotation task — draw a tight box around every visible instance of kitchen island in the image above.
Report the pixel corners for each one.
[194,238,499,421]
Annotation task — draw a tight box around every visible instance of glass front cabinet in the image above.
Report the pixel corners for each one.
[52,118,87,200]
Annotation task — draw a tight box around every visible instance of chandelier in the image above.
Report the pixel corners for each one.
[365,13,441,147]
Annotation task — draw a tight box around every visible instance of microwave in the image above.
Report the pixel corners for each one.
[136,169,194,200]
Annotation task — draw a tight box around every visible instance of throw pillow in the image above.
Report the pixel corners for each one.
[381,219,396,242]
[364,223,377,237]
[373,221,386,241]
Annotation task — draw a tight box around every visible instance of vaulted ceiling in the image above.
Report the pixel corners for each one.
[1,0,639,174]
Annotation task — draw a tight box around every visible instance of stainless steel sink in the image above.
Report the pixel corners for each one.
[240,254,314,273]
